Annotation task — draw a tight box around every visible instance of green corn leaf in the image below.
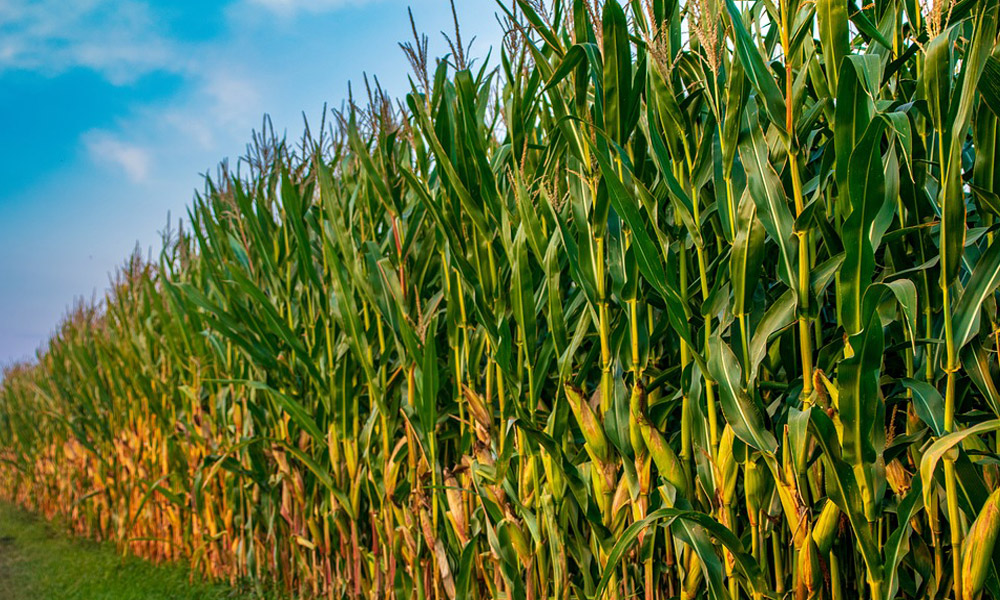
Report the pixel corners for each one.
[923,30,953,139]
[952,238,1000,353]
[602,0,631,146]
[511,230,537,355]
[839,287,885,466]
[963,341,1000,417]
[747,290,797,387]
[883,477,924,600]
[818,0,849,89]
[731,191,766,317]
[946,0,998,159]
[980,55,1000,118]
[847,1,893,50]
[921,420,1000,510]
[901,379,947,436]
[595,507,768,600]
[512,0,564,56]
[834,55,878,205]
[808,408,885,583]
[739,101,799,294]
[724,0,787,131]
[708,335,778,454]
[841,118,888,334]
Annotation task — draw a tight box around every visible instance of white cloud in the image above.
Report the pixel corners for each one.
[243,0,380,16]
[0,0,268,179]
[0,0,176,83]
[136,68,267,157]
[84,132,152,182]
[202,72,265,126]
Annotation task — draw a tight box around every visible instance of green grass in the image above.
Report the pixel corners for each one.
[0,503,241,600]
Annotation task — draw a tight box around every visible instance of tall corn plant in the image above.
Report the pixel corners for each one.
[2,0,1000,599]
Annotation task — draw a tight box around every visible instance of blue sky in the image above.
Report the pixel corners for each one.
[0,0,503,364]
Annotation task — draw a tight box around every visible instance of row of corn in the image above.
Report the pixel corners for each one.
[3,0,1000,598]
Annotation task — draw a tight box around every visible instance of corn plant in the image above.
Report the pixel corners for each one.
[2,0,1000,599]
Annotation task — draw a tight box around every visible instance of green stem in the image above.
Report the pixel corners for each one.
[596,236,611,416]
[771,527,784,594]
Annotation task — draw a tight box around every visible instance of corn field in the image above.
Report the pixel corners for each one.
[2,0,1000,598]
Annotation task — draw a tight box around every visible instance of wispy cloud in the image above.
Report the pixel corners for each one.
[243,0,381,16]
[0,0,177,84]
[0,0,267,182]
[84,132,152,182]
